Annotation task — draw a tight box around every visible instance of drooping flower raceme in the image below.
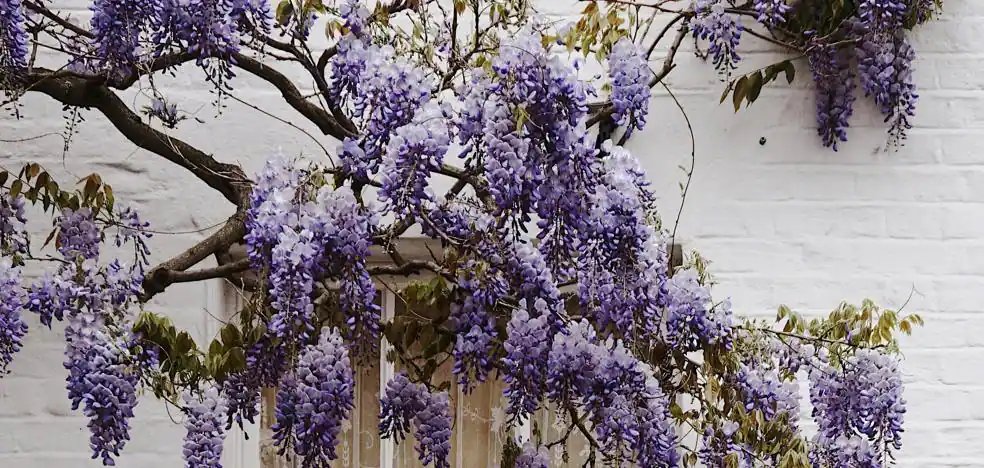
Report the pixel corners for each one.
[0,258,27,375]
[858,0,908,33]
[451,260,507,390]
[379,372,423,443]
[809,349,906,465]
[608,38,653,131]
[89,0,156,73]
[57,207,101,261]
[379,373,452,468]
[700,420,752,468]
[0,194,27,254]
[64,310,139,466]
[273,328,355,466]
[379,108,451,218]
[334,41,434,179]
[664,269,734,352]
[693,0,743,79]
[309,186,380,358]
[736,363,800,425]
[514,443,550,468]
[182,386,228,468]
[502,305,551,420]
[578,144,668,343]
[0,0,28,73]
[752,0,791,27]
[809,41,856,150]
[414,390,452,468]
[856,33,918,144]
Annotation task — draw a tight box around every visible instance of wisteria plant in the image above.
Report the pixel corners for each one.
[0,0,936,467]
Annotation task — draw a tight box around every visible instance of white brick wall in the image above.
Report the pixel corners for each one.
[1,1,982,466]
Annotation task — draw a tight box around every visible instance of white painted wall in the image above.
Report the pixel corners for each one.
[1,1,982,466]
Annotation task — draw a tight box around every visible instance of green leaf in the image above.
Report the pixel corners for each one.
[732,76,748,112]
[220,324,242,348]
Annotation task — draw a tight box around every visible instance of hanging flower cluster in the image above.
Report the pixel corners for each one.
[273,328,355,466]
[182,386,229,468]
[0,258,26,374]
[379,372,452,468]
[608,38,654,132]
[809,349,906,466]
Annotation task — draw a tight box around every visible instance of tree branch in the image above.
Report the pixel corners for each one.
[9,68,252,204]
[140,212,248,301]
[231,52,355,140]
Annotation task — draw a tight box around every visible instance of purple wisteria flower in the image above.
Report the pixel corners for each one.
[0,258,27,375]
[809,41,856,150]
[221,371,260,429]
[608,38,653,131]
[579,144,667,342]
[699,420,752,468]
[0,0,28,73]
[64,311,139,466]
[273,328,355,466]
[379,372,423,443]
[414,389,452,468]
[379,108,451,218]
[736,363,800,424]
[514,442,550,468]
[858,0,908,33]
[693,0,743,79]
[89,0,155,73]
[857,33,918,145]
[809,349,905,465]
[182,385,228,468]
[502,305,551,420]
[333,41,433,179]
[57,207,101,261]
[378,373,451,468]
[0,194,27,254]
[451,260,507,390]
[664,269,734,351]
[25,269,78,327]
[752,0,791,28]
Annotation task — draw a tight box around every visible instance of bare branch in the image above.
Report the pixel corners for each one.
[141,212,247,301]
[9,68,252,204]
[231,52,355,140]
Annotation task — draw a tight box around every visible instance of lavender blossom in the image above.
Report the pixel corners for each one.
[0,193,27,254]
[451,260,507,389]
[64,310,139,466]
[699,421,752,468]
[414,390,452,468]
[182,386,228,468]
[608,38,653,131]
[579,144,667,342]
[858,0,908,33]
[0,259,27,375]
[514,443,549,468]
[0,0,28,73]
[89,0,154,73]
[272,329,355,466]
[753,0,791,27]
[379,372,424,443]
[693,0,744,79]
[57,207,101,261]
[857,34,918,145]
[809,41,856,150]
[379,111,450,218]
[664,269,734,351]
[809,349,905,464]
[502,306,550,420]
